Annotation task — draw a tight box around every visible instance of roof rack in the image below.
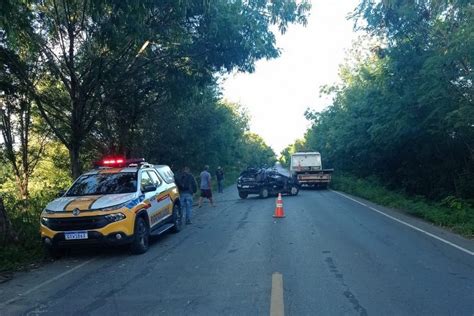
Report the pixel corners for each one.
[139,162,153,169]
[127,159,153,169]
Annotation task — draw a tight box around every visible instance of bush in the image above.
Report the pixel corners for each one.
[0,190,58,273]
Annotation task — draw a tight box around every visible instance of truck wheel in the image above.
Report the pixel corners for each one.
[170,203,182,233]
[239,191,248,199]
[290,186,299,196]
[131,216,149,254]
[259,188,269,199]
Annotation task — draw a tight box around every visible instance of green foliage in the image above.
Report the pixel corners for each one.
[0,243,43,274]
[1,1,300,271]
[302,1,473,200]
[332,173,474,237]
[0,142,71,272]
[239,133,277,168]
[0,190,56,273]
[0,0,310,177]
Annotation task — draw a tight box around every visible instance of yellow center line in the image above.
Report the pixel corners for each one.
[270,272,284,316]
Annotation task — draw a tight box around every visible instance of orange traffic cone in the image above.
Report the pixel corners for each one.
[273,193,285,218]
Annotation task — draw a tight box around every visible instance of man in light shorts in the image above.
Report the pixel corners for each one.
[198,165,215,207]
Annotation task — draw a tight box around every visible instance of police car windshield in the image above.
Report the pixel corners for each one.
[66,172,137,196]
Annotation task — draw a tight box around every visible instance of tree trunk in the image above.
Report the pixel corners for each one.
[15,174,29,202]
[69,144,82,179]
[0,196,17,246]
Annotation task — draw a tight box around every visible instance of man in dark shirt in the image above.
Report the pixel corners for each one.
[216,166,224,193]
[176,166,197,224]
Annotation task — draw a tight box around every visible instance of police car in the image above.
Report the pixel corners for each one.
[40,158,182,255]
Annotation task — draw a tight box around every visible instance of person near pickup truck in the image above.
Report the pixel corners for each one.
[176,166,197,225]
[216,166,224,193]
[198,165,215,207]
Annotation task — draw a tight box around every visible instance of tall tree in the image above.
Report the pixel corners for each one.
[0,0,310,178]
[0,48,48,201]
[302,0,473,199]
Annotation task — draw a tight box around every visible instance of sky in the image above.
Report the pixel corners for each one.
[222,0,360,154]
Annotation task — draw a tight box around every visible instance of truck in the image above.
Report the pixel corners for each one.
[290,152,333,189]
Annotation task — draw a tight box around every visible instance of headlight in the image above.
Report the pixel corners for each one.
[41,217,50,227]
[105,213,126,222]
[97,201,129,212]
[43,208,55,214]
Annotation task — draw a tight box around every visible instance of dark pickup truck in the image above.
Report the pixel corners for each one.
[236,168,299,199]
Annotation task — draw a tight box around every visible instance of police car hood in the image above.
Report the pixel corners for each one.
[45,193,137,212]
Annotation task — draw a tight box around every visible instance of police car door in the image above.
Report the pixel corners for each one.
[140,170,161,228]
[148,169,173,222]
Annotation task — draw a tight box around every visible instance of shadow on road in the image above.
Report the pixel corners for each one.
[55,231,175,260]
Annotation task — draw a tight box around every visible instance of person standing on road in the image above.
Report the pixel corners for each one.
[216,166,224,193]
[198,165,215,207]
[176,166,197,225]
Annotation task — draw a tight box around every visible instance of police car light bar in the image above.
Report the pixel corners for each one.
[103,158,124,165]
[95,157,146,168]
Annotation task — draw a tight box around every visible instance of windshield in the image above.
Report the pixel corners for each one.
[66,172,137,196]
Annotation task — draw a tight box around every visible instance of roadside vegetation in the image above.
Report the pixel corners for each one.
[0,0,308,273]
[281,1,473,235]
[332,174,474,238]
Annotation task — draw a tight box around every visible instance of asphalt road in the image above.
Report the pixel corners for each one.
[1,188,473,315]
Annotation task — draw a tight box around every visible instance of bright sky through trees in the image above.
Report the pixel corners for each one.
[222,0,360,153]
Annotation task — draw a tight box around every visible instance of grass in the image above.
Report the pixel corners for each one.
[331,173,474,238]
[0,241,44,276]
[0,193,53,275]
[0,216,45,276]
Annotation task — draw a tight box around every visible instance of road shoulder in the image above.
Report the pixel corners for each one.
[331,189,474,255]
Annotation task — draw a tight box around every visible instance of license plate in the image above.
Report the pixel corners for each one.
[64,231,88,240]
[242,185,249,188]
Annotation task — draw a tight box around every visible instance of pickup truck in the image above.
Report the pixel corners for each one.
[290,152,333,189]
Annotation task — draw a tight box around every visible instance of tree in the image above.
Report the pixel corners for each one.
[0,195,17,246]
[0,97,48,201]
[0,50,48,201]
[301,0,473,199]
[0,0,310,178]
[240,133,276,168]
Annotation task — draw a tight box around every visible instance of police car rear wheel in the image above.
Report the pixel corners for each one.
[171,204,182,233]
[131,216,149,254]
[259,188,269,199]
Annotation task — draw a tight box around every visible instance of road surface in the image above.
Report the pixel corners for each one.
[1,188,473,315]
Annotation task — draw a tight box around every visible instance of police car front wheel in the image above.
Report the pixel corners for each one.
[131,216,149,254]
[44,244,64,259]
[171,203,183,233]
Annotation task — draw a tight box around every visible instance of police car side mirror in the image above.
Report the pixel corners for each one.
[142,184,157,193]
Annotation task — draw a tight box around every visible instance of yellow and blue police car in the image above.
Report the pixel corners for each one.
[40,158,182,255]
